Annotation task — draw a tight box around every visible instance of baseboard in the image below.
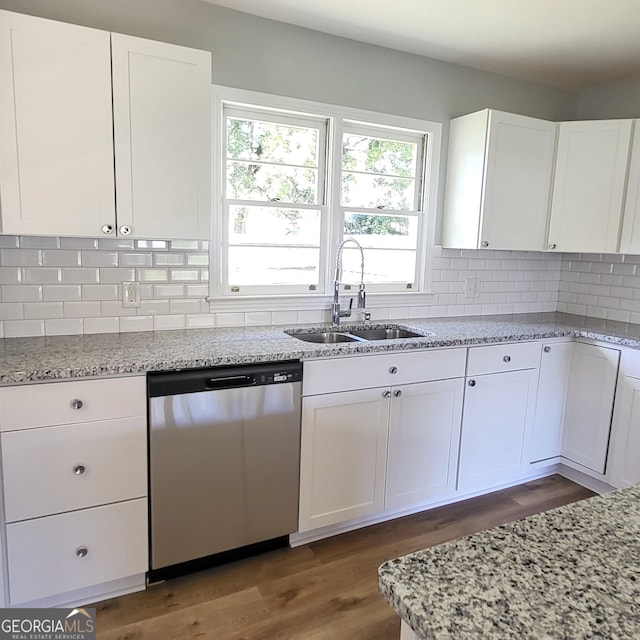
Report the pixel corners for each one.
[556,463,616,494]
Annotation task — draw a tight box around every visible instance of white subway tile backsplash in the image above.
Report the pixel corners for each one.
[185,284,208,298]
[170,240,199,250]
[154,284,185,298]
[154,315,186,331]
[2,285,42,302]
[245,311,273,326]
[45,318,83,336]
[43,285,82,302]
[170,270,200,282]
[1,249,42,267]
[101,301,136,317]
[154,253,185,266]
[136,240,168,250]
[0,268,21,284]
[20,236,59,249]
[187,254,209,266]
[84,317,120,334]
[82,284,119,301]
[119,316,154,332]
[24,302,63,320]
[120,252,152,267]
[138,269,168,282]
[0,236,19,249]
[81,251,118,267]
[186,314,215,329]
[22,268,62,284]
[272,310,299,326]
[98,238,135,250]
[0,303,24,320]
[62,268,100,284]
[99,268,137,284]
[63,301,102,318]
[169,299,202,315]
[139,300,171,315]
[42,250,81,267]
[59,238,98,250]
[4,319,44,337]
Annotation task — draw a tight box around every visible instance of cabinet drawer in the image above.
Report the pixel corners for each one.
[7,498,148,605]
[2,416,146,522]
[303,348,466,395]
[0,376,145,431]
[467,341,541,376]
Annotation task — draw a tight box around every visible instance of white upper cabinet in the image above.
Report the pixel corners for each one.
[0,10,211,240]
[619,121,640,253]
[112,34,211,240]
[0,10,115,237]
[547,119,633,253]
[443,109,556,251]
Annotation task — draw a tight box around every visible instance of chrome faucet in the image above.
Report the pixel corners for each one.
[332,238,366,325]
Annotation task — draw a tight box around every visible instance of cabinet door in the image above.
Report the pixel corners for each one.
[528,341,572,463]
[112,34,211,240]
[386,379,464,511]
[458,369,538,493]
[480,111,556,251]
[608,375,640,488]
[561,343,620,474]
[548,120,632,253]
[0,10,115,236]
[299,388,389,532]
[620,120,640,253]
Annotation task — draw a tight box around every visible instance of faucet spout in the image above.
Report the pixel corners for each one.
[332,237,366,325]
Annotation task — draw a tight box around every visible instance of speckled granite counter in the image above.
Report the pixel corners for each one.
[378,485,640,640]
[3,311,640,384]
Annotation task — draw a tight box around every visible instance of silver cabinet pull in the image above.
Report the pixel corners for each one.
[468,379,476,387]
[548,243,557,250]
[393,389,402,398]
[544,346,551,353]
[481,241,489,248]
[75,546,88,558]
[503,355,511,363]
[389,366,398,374]
[382,390,392,399]
[73,464,86,476]
[101,224,114,235]
[70,399,83,410]
[119,225,132,236]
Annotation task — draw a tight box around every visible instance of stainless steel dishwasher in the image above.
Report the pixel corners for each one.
[147,361,302,581]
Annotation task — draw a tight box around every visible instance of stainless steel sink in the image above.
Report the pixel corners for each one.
[292,332,361,343]
[348,328,423,340]
[285,324,429,343]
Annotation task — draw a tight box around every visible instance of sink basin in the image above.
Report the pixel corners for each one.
[292,332,361,343]
[348,328,423,340]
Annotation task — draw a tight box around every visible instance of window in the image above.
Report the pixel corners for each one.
[212,87,441,306]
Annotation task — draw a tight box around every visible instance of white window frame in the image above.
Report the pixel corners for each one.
[210,85,442,313]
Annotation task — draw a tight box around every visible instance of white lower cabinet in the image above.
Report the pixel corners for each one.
[6,499,147,605]
[299,388,389,532]
[385,379,464,511]
[299,349,466,533]
[0,375,148,606]
[529,341,573,464]
[607,350,640,488]
[457,368,539,493]
[560,342,620,474]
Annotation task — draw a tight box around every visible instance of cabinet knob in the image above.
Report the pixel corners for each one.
[503,355,511,363]
[468,379,476,387]
[544,346,551,353]
[75,546,88,558]
[389,366,398,374]
[481,241,489,248]
[548,243,557,250]
[70,399,83,410]
[119,225,132,236]
[73,464,86,476]
[393,389,402,398]
[101,224,114,235]
[383,390,392,399]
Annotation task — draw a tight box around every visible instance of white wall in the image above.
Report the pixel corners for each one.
[578,75,640,119]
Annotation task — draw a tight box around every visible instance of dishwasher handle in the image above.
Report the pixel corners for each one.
[204,375,256,390]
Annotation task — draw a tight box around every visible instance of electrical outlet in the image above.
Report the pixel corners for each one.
[122,281,141,308]
[464,278,481,298]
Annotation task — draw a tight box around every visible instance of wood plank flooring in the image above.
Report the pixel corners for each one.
[95,475,595,639]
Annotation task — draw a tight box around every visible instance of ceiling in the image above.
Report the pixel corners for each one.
[200,0,640,92]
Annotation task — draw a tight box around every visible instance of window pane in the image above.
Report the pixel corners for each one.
[344,213,417,249]
[341,172,415,209]
[341,247,416,284]
[229,246,319,286]
[342,134,417,177]
[229,206,321,245]
[227,161,318,204]
[227,117,319,166]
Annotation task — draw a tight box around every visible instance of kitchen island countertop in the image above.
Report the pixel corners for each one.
[4,311,640,383]
[378,484,640,640]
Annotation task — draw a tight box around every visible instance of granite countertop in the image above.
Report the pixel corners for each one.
[3,311,640,384]
[378,485,640,640]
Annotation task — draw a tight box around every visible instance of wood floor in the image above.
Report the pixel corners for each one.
[95,475,594,640]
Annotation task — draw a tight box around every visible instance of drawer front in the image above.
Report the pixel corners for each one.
[303,348,466,395]
[2,416,147,522]
[7,498,148,605]
[0,376,145,431]
[467,341,541,376]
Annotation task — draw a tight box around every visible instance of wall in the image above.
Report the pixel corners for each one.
[0,1,584,336]
[578,75,640,119]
